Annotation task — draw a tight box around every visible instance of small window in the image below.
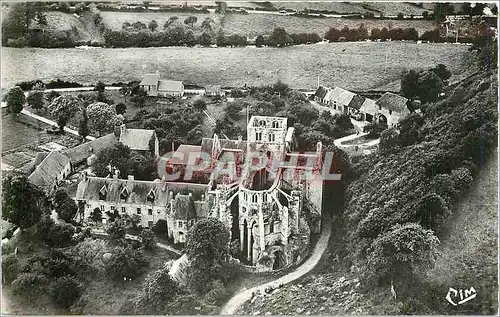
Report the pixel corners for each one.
[121,207,126,213]
[256,132,262,141]
[148,209,153,215]
[178,221,183,228]
[137,208,141,214]
[111,206,115,210]
[268,133,275,142]
[379,105,382,110]
[252,194,258,203]
[272,121,279,128]
[148,221,153,228]
[263,193,267,202]
[100,205,104,211]
[389,109,393,115]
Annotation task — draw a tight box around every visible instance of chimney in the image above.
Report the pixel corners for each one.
[128,175,134,180]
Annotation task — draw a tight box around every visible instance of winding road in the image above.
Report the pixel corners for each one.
[220,214,332,315]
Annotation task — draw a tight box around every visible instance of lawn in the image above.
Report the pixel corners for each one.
[2,42,470,91]
[100,10,435,38]
[1,115,47,152]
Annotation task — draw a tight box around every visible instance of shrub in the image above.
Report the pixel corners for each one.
[12,273,49,296]
[134,263,179,314]
[48,276,82,308]
[105,246,148,280]
[450,167,473,192]
[140,228,156,249]
[2,254,19,284]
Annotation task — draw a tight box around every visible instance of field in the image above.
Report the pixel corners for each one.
[101,11,436,38]
[2,42,471,91]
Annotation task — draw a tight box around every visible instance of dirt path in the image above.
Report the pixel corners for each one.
[220,215,332,315]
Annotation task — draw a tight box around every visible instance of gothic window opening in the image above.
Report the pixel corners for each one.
[120,187,128,200]
[256,132,262,141]
[272,121,279,128]
[147,188,155,202]
[99,185,108,200]
[268,133,275,142]
[252,194,258,203]
[137,208,141,214]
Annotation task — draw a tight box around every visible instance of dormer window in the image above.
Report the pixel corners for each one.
[120,187,129,200]
[99,185,108,200]
[147,188,155,202]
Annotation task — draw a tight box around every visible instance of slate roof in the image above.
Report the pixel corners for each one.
[200,137,248,156]
[359,98,379,115]
[347,94,366,110]
[28,151,70,191]
[63,134,118,164]
[139,74,160,86]
[168,145,203,165]
[314,86,328,99]
[158,80,183,92]
[119,129,155,152]
[172,194,196,219]
[327,87,356,105]
[376,92,409,113]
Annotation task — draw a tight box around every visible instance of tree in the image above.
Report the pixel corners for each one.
[115,102,127,115]
[94,81,106,93]
[140,228,156,249]
[366,223,440,283]
[184,16,198,27]
[106,219,126,241]
[2,174,48,229]
[148,19,158,32]
[363,121,387,138]
[225,101,245,119]
[93,143,132,178]
[37,215,76,247]
[48,276,82,308]
[78,109,90,140]
[129,154,158,180]
[185,218,230,294]
[335,114,354,131]
[401,69,420,100]
[417,71,443,103]
[12,272,49,296]
[379,128,400,153]
[397,12,404,19]
[399,112,424,146]
[87,102,123,136]
[46,90,60,103]
[201,17,214,31]
[48,95,83,128]
[53,191,78,223]
[430,63,451,82]
[255,34,266,47]
[268,27,293,47]
[325,27,341,42]
[6,86,25,115]
[131,89,147,108]
[105,245,147,280]
[192,99,207,111]
[2,254,20,284]
[90,208,102,223]
[134,263,179,314]
[26,90,44,112]
[164,16,178,28]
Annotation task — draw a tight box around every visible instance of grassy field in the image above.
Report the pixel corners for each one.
[2,42,471,91]
[101,10,436,38]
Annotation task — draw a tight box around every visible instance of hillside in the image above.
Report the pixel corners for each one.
[241,66,498,315]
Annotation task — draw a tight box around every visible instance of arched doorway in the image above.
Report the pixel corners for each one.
[273,250,284,270]
[377,114,387,125]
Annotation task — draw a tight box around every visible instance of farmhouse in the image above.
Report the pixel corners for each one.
[139,73,184,97]
[28,151,71,195]
[374,92,410,126]
[118,125,159,157]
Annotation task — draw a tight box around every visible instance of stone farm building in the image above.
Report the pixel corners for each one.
[139,73,184,97]
[314,86,410,127]
[28,151,71,195]
[74,115,325,271]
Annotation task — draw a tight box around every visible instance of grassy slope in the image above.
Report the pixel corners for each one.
[39,11,104,43]
[2,42,470,91]
[101,10,435,37]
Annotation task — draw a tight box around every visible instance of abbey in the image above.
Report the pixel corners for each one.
[75,115,324,271]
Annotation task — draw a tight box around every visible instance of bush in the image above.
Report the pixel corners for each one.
[153,219,167,233]
[363,122,387,138]
[140,228,156,249]
[2,254,19,284]
[134,263,179,314]
[12,273,49,296]
[48,276,82,308]
[105,246,148,281]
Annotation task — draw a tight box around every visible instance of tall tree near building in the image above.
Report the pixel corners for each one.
[78,109,90,141]
[87,102,123,136]
[2,175,49,229]
[27,90,44,112]
[184,16,198,27]
[5,86,25,115]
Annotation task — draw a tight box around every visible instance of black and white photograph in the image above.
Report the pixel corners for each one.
[0,0,498,315]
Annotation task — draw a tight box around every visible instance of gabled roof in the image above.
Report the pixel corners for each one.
[376,92,409,113]
[347,94,366,110]
[139,74,160,86]
[158,80,183,92]
[76,176,170,206]
[28,151,70,191]
[63,134,118,164]
[327,87,356,105]
[359,98,378,115]
[119,128,155,152]
[168,145,203,165]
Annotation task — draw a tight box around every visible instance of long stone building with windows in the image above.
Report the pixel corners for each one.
[75,115,324,271]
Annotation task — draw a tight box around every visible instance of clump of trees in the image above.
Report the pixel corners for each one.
[401,65,450,103]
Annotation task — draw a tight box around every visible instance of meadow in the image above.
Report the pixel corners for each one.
[100,11,436,38]
[2,42,470,91]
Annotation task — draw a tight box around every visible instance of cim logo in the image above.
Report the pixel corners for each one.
[445,287,477,306]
